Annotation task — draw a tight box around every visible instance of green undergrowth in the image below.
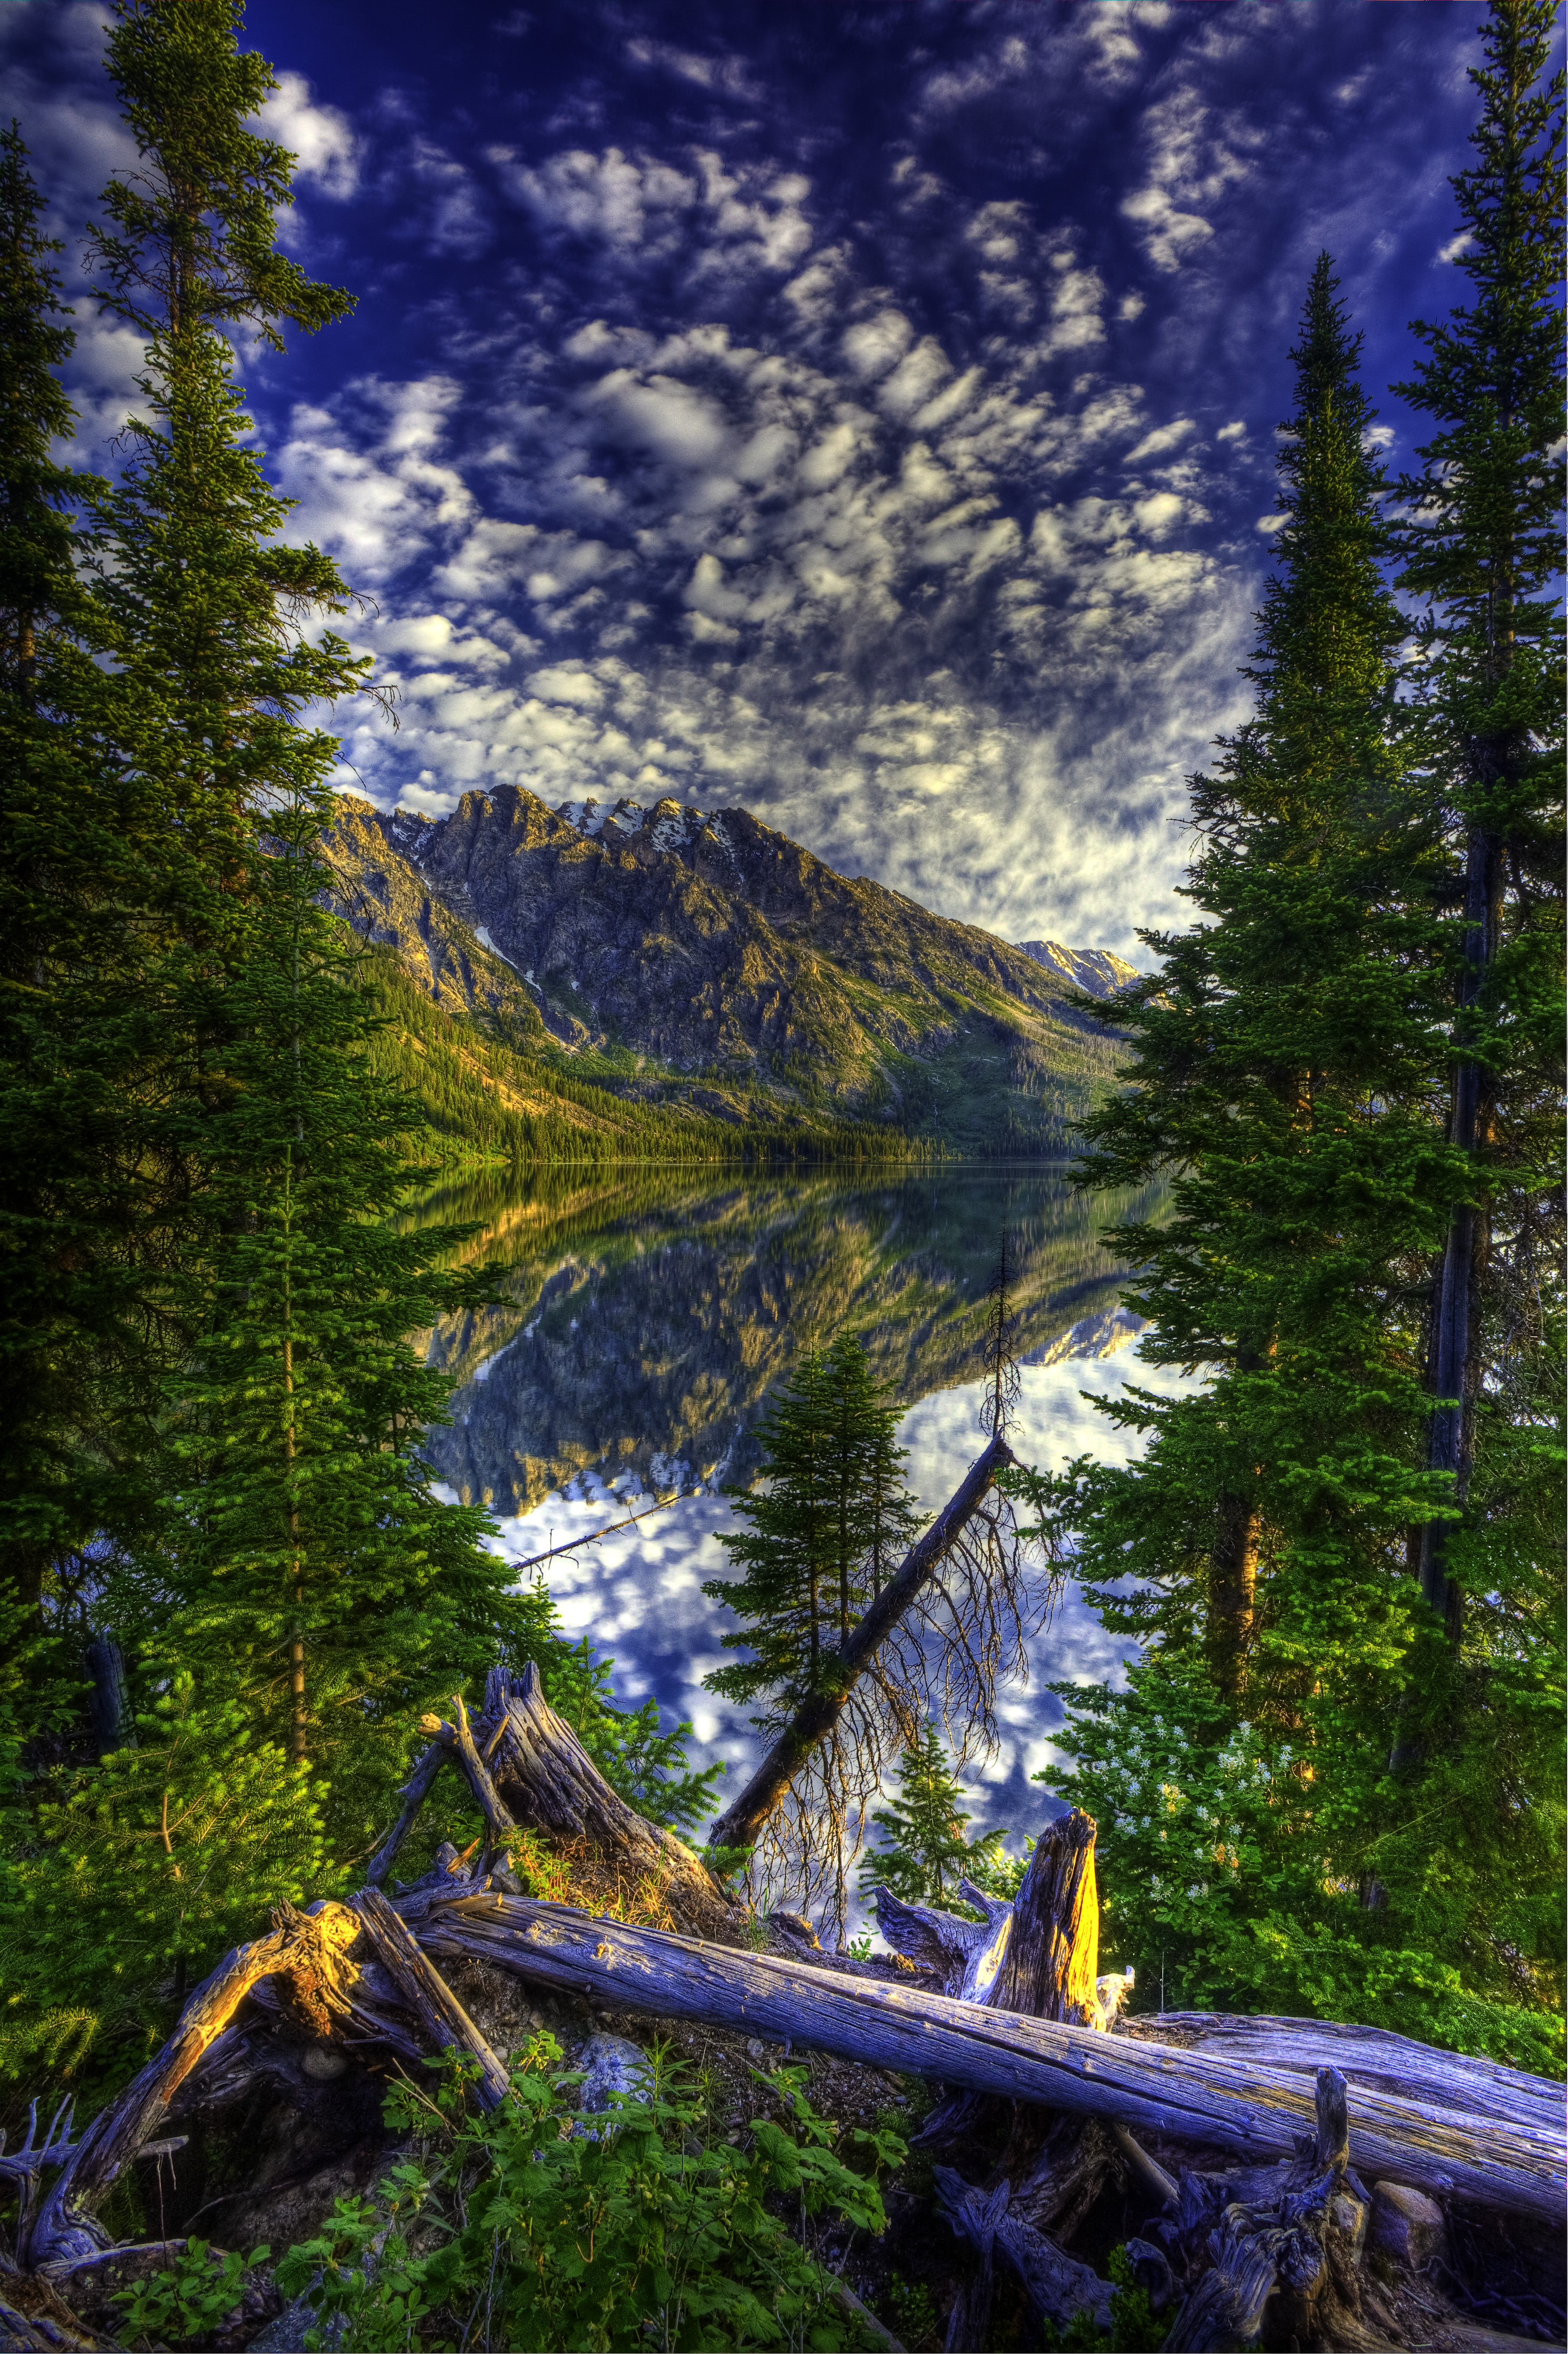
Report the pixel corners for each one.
[119,2041,907,2352]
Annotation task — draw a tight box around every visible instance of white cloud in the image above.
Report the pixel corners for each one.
[1437,230,1475,264]
[492,144,695,253]
[258,71,358,199]
[842,310,914,383]
[1123,417,1196,466]
[1122,87,1252,273]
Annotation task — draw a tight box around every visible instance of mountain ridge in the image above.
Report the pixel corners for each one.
[325,785,1137,1152]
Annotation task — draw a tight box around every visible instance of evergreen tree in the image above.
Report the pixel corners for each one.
[0,126,143,1643]
[1391,0,1565,1651]
[856,1721,1006,1909]
[1008,240,1564,2067]
[56,0,537,1858]
[703,1334,920,1729]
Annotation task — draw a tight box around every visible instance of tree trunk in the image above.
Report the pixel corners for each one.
[1421,818,1502,1644]
[996,1808,1099,2022]
[1209,1493,1259,1699]
[709,1435,1015,1855]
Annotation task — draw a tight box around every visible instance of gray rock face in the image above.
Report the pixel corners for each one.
[324,783,1127,1138]
[1367,2179,1446,2272]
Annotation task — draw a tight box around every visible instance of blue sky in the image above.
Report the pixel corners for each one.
[3,0,1504,955]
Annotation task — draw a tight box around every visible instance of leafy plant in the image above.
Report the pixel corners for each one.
[113,2237,269,2349]
[1038,2246,1166,2353]
[880,2272,939,2346]
[272,2035,899,2351]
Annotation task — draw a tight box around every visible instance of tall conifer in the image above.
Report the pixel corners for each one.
[1392,0,1565,1647]
[704,1334,919,1727]
[0,129,140,1638]
[1011,244,1563,2063]
[67,0,527,1851]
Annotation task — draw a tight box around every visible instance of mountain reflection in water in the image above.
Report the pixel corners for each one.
[411,1161,1193,1917]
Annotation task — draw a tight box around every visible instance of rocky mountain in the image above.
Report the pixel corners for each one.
[1014,940,1141,999]
[326,786,1136,1151]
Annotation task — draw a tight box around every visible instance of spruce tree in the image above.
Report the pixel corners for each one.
[856,1721,1005,1909]
[0,127,140,1641]
[1009,244,1563,2066]
[1391,0,1565,1648]
[65,0,532,1853]
[704,1334,920,1728]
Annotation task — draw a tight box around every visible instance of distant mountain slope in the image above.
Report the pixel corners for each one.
[1013,940,1141,999]
[326,786,1132,1153]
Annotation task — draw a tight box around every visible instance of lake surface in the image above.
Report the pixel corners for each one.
[415,1160,1192,1925]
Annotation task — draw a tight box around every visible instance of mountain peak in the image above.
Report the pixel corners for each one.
[1013,939,1141,1000]
[327,784,1135,1150]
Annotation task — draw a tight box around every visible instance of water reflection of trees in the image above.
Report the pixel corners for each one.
[412,1165,1167,1516]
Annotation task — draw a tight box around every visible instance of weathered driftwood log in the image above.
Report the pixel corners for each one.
[1158,2066,1376,2353]
[21,1904,363,2270]
[351,1887,511,2109]
[1144,2011,1565,2140]
[413,1892,1567,2222]
[362,1740,449,1889]
[997,1808,1100,2023]
[1010,2114,1124,2243]
[937,2175,1008,2352]
[1111,2119,1178,2206]
[709,1435,1016,1854]
[364,1664,744,1940]
[477,1663,743,1941]
[936,2166,1114,2342]
[869,1880,1012,2005]
[879,1807,1107,2153]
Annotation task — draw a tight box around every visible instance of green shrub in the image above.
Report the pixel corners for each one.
[272,2035,901,2350]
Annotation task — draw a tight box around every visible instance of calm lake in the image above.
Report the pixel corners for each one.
[413,1160,1192,1918]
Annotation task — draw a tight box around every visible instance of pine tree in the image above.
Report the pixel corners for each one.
[856,1722,1005,1909]
[54,0,537,1860]
[1008,243,1564,2066]
[0,126,144,1643]
[703,1334,920,1728]
[1391,0,1565,1649]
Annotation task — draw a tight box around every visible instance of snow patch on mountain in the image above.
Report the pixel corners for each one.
[1022,1307,1147,1365]
[557,794,708,850]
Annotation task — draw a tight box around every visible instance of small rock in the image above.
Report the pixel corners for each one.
[578,2033,653,2116]
[745,2037,765,2060]
[1368,2181,1445,2273]
[1329,2191,1367,2258]
[300,2043,348,2082]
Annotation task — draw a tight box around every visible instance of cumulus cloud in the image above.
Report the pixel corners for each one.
[258,71,358,199]
[5,0,1486,956]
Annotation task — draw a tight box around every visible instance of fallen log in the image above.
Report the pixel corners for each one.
[709,1434,1016,1855]
[352,1887,511,2109]
[413,1890,1567,2223]
[1140,2012,1565,2141]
